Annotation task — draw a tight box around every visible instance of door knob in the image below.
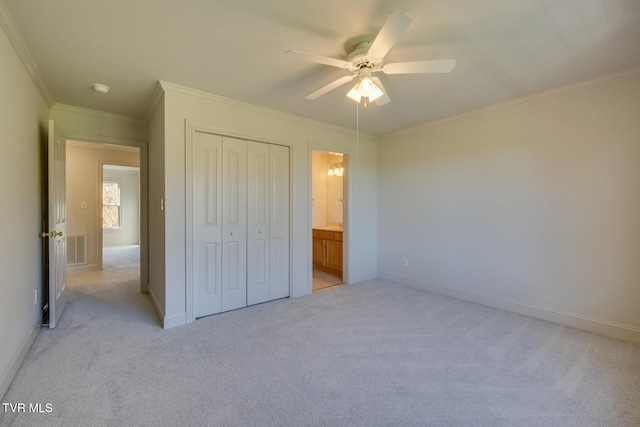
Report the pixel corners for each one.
[40,231,63,238]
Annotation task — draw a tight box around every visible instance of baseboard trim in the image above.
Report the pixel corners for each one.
[147,288,164,327]
[349,272,378,284]
[379,273,640,344]
[148,288,186,329]
[66,264,98,273]
[0,316,41,400]
[163,313,186,329]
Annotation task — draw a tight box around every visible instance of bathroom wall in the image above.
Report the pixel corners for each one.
[312,151,328,227]
[326,153,344,226]
[312,151,343,227]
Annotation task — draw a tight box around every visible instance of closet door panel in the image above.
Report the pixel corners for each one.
[192,132,223,317]
[247,141,270,305]
[221,137,247,312]
[269,144,290,300]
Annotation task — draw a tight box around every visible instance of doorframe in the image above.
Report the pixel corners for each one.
[184,120,294,324]
[64,135,149,294]
[308,145,352,287]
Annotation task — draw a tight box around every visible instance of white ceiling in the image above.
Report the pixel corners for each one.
[4,0,640,135]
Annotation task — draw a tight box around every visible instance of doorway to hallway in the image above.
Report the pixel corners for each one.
[66,140,144,311]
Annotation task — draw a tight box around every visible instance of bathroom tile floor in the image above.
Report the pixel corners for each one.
[312,268,342,291]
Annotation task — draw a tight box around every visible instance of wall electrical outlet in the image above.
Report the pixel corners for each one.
[35,289,38,304]
[402,257,409,266]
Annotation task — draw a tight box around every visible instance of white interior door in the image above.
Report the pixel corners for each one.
[221,137,247,312]
[247,141,270,305]
[269,144,290,300]
[46,120,68,328]
[192,131,223,318]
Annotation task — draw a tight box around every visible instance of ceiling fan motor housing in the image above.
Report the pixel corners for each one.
[347,41,381,69]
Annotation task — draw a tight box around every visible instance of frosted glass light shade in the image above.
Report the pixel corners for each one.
[346,85,361,102]
[346,76,383,103]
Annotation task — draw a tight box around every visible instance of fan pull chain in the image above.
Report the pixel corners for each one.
[356,99,359,159]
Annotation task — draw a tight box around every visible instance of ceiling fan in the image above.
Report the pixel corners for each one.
[286,11,456,108]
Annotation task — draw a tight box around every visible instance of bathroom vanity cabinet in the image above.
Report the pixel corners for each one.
[312,228,343,275]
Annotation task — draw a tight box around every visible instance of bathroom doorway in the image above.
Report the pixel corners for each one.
[311,150,345,291]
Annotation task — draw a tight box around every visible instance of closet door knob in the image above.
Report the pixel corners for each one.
[230,232,234,237]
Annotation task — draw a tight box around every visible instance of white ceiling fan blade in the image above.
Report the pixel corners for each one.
[371,77,390,106]
[367,11,414,60]
[286,50,353,69]
[305,75,355,100]
[383,59,456,74]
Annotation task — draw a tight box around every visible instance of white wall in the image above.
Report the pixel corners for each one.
[50,104,147,143]
[147,92,166,321]
[150,82,378,328]
[0,24,49,399]
[378,72,640,343]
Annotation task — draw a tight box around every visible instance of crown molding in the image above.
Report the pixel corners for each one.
[144,80,165,122]
[52,103,146,126]
[0,0,54,107]
[156,80,376,140]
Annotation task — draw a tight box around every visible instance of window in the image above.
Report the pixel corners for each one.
[103,181,121,229]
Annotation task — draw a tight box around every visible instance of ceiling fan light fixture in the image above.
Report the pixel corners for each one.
[358,77,376,96]
[289,11,456,110]
[368,86,384,102]
[346,76,384,104]
[346,84,362,102]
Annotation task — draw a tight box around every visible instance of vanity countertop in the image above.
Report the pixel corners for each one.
[313,225,343,232]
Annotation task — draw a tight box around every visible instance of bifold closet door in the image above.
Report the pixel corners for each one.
[221,137,247,312]
[268,144,290,300]
[193,133,247,317]
[193,133,287,317]
[247,142,290,305]
[247,142,270,305]
[192,131,223,318]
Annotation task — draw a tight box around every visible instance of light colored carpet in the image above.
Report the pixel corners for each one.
[2,250,640,426]
[101,245,140,270]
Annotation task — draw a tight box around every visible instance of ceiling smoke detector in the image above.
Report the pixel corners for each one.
[92,83,110,94]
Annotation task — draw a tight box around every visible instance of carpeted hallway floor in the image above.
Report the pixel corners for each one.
[2,247,640,426]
